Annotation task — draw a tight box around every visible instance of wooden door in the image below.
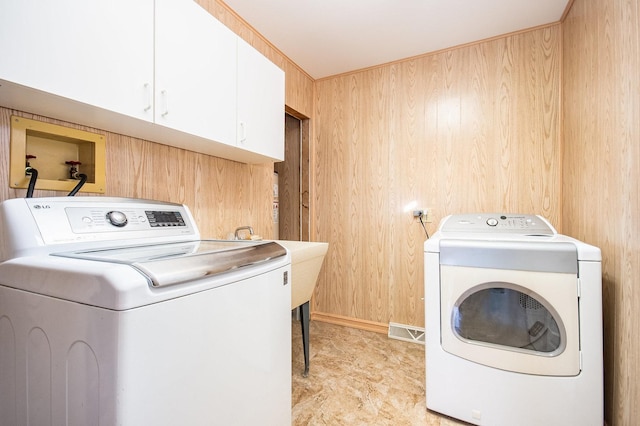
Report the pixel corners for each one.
[274,114,302,240]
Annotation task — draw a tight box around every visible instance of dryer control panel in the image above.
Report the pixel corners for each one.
[438,213,556,235]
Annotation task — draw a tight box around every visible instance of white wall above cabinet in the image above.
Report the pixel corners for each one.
[0,0,284,164]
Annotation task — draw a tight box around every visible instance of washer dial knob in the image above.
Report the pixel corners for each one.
[486,218,499,227]
[106,210,128,227]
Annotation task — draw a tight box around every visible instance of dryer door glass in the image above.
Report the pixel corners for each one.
[439,264,580,376]
[453,284,561,354]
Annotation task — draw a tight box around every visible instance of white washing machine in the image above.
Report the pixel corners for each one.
[0,197,291,426]
[424,214,603,426]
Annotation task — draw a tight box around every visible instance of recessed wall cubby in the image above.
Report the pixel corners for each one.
[10,116,106,194]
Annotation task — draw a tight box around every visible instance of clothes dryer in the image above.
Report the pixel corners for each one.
[424,214,602,426]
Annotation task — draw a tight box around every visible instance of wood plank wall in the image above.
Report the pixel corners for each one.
[0,108,275,239]
[311,26,562,329]
[562,0,640,424]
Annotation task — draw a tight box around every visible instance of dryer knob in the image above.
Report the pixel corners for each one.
[106,210,128,227]
[486,218,499,227]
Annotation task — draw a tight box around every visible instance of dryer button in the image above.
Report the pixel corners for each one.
[486,218,499,227]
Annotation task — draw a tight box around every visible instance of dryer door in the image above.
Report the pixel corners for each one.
[440,265,580,376]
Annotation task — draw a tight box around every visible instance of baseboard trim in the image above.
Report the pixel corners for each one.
[311,311,389,334]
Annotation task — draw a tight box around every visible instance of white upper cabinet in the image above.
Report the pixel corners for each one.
[237,38,285,160]
[0,0,155,121]
[0,0,284,163]
[155,0,237,145]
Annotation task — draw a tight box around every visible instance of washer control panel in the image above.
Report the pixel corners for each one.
[439,213,556,235]
[20,197,197,246]
[65,206,187,233]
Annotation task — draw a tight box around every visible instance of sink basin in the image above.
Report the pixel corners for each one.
[276,240,328,309]
[275,240,328,377]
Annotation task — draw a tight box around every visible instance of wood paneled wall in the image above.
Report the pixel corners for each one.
[311,26,562,328]
[562,0,640,424]
[0,108,275,239]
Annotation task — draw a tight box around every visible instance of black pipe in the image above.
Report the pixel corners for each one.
[68,174,87,196]
[26,168,38,198]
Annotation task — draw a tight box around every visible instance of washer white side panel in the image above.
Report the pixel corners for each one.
[0,287,121,425]
[0,265,291,426]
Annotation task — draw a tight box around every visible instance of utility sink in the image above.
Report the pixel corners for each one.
[276,240,329,309]
[276,240,328,377]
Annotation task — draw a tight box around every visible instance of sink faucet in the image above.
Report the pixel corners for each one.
[234,226,254,240]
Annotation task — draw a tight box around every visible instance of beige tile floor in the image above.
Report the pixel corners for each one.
[291,320,467,425]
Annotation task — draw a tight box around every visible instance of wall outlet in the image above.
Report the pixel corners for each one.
[424,208,434,223]
[413,208,434,223]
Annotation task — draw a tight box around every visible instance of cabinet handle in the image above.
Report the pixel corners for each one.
[239,121,247,143]
[143,83,152,112]
[161,90,169,117]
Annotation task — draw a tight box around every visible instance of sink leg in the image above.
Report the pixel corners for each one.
[300,301,310,377]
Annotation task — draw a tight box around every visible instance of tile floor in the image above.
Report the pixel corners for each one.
[291,320,466,425]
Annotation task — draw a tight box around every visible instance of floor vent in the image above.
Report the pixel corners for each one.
[388,322,425,345]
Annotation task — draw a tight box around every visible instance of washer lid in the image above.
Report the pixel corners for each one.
[53,240,287,287]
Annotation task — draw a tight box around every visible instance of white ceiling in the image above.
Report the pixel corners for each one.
[223,0,569,79]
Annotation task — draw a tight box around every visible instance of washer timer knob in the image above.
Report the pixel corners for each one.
[106,210,128,227]
[486,218,499,227]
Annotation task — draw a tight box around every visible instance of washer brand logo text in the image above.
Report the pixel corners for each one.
[32,204,51,209]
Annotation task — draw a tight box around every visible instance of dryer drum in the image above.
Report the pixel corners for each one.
[453,286,561,354]
[519,293,543,310]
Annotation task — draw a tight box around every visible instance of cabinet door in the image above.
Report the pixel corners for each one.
[0,0,154,121]
[237,38,285,161]
[154,0,237,145]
